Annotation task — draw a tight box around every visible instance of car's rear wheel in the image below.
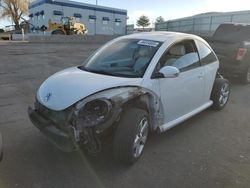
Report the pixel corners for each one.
[113,108,149,164]
[240,66,250,84]
[76,30,84,35]
[211,78,230,110]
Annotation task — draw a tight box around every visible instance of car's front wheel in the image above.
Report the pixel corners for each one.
[113,108,149,164]
[211,78,230,110]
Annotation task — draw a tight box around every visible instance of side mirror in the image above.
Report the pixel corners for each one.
[159,66,180,78]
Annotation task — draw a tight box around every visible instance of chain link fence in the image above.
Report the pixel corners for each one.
[155,10,250,36]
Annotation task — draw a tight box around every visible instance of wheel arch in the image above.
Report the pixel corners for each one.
[120,89,163,131]
[74,86,164,132]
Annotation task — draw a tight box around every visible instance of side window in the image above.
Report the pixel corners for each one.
[196,40,217,65]
[157,40,200,72]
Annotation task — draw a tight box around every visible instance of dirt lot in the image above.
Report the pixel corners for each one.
[0,40,250,188]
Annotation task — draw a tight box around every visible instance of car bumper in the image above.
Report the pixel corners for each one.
[219,57,249,75]
[220,63,247,74]
[28,106,77,152]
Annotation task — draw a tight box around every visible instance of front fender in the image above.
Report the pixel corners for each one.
[75,86,143,110]
[75,86,164,131]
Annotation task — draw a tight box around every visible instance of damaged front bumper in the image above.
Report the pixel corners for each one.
[28,106,77,152]
[28,87,151,154]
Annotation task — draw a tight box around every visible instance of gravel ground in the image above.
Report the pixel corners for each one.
[0,41,250,188]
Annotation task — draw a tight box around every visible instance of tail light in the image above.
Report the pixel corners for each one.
[235,48,247,61]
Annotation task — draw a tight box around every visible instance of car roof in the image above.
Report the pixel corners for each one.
[122,31,203,43]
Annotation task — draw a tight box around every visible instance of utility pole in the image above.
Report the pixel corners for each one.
[94,0,98,35]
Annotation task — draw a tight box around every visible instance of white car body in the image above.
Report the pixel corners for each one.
[29,32,228,162]
[37,32,218,131]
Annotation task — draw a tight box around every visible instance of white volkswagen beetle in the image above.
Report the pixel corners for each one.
[28,32,230,164]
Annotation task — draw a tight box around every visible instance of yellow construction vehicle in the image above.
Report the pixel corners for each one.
[48,17,87,35]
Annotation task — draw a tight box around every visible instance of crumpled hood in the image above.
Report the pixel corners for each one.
[37,67,142,111]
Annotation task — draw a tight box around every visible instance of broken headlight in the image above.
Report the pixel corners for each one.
[76,99,112,127]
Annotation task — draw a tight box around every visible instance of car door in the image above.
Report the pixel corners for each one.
[195,39,219,101]
[156,40,206,123]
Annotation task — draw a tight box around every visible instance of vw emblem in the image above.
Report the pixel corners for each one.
[44,92,52,102]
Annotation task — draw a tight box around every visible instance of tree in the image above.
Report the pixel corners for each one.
[137,15,150,31]
[0,0,28,30]
[155,16,165,24]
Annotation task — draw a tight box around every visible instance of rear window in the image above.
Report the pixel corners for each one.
[196,40,217,65]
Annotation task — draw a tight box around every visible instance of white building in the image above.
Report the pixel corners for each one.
[29,0,127,35]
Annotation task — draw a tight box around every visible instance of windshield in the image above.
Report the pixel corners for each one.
[61,17,69,25]
[79,39,162,78]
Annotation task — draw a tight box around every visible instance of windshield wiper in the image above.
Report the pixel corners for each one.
[78,66,140,78]
[78,66,118,76]
[89,69,118,76]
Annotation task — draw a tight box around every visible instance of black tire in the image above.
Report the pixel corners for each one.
[113,108,149,164]
[51,29,65,35]
[211,78,230,110]
[240,66,250,84]
[76,30,84,35]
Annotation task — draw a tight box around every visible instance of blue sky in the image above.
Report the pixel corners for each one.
[1,0,250,28]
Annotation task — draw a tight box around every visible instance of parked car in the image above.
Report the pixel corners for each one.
[0,133,3,161]
[204,23,250,84]
[28,32,230,164]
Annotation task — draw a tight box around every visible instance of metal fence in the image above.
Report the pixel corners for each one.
[155,11,250,36]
